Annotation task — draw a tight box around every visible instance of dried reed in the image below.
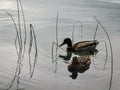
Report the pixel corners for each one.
[93,16,113,90]
[4,0,37,89]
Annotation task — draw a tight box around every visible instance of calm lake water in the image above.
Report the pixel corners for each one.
[0,0,120,90]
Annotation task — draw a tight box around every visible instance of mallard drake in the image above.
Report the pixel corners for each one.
[59,38,99,54]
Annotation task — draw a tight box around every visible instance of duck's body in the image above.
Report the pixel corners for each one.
[73,40,98,52]
[68,56,91,73]
[59,38,99,55]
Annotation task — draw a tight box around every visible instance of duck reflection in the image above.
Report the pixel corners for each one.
[59,49,98,61]
[68,56,91,79]
[59,50,72,60]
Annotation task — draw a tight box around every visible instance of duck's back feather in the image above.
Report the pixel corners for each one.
[73,40,97,51]
[68,56,91,73]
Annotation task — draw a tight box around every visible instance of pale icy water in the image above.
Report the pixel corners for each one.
[0,0,120,90]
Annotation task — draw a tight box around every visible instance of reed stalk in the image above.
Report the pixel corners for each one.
[93,16,113,90]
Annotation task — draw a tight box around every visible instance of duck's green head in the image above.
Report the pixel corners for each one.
[59,38,72,47]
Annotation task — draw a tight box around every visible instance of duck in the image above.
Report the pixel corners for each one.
[68,56,91,73]
[59,38,99,55]
[68,56,91,79]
